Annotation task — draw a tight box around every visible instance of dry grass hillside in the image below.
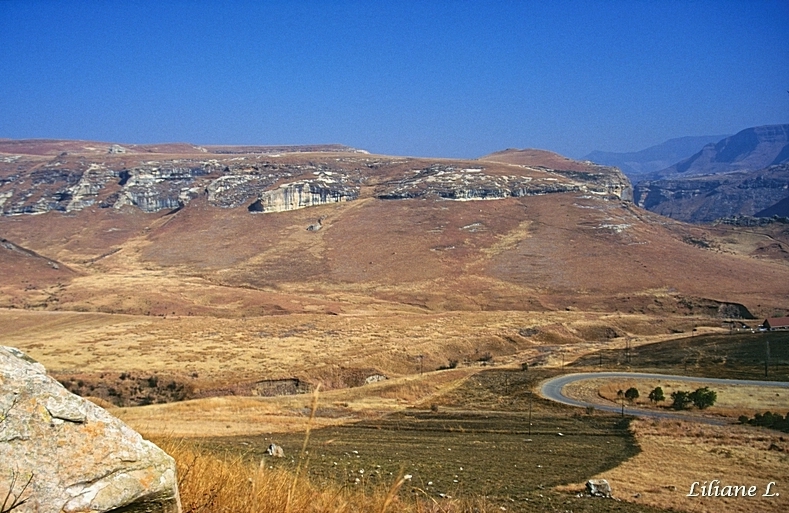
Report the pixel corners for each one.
[1,142,787,393]
[1,141,787,512]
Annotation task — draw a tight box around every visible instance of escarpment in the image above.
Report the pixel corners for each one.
[0,143,632,217]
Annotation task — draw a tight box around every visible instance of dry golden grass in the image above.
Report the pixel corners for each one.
[115,369,476,437]
[159,440,428,513]
[0,307,717,383]
[558,418,789,513]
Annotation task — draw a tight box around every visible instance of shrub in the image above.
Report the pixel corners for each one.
[689,387,717,410]
[648,386,665,403]
[624,387,639,402]
[671,390,692,410]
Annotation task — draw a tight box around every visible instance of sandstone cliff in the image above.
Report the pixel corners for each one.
[0,143,633,217]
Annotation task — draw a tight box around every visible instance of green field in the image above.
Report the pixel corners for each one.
[570,331,789,381]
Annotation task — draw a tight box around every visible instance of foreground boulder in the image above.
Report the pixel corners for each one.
[586,478,613,498]
[0,346,181,513]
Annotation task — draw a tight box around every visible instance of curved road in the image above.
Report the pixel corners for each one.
[540,372,789,425]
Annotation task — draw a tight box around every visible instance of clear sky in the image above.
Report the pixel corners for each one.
[1,1,787,159]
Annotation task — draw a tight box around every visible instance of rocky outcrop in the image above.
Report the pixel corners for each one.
[0,346,181,513]
[248,179,359,213]
[0,141,633,217]
[375,164,630,201]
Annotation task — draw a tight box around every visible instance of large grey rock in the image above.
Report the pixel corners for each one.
[0,346,181,513]
[586,478,613,498]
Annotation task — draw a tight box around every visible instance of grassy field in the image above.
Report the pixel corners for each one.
[189,370,673,512]
[569,331,789,381]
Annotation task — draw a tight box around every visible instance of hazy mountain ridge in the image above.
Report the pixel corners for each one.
[582,135,729,179]
[647,124,789,180]
[626,125,789,223]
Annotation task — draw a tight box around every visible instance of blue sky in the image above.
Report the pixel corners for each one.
[1,1,787,158]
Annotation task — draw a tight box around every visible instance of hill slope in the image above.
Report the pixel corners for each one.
[1,139,786,320]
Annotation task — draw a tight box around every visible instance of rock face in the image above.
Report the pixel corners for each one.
[249,178,359,213]
[0,141,632,217]
[0,346,181,513]
[634,164,789,223]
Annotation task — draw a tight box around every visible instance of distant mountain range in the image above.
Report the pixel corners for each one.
[585,125,789,223]
[582,135,729,179]
[645,124,789,180]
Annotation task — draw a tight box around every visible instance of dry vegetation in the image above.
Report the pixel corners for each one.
[0,307,724,385]
[563,418,789,513]
[113,369,476,437]
[159,437,503,513]
[2,144,789,512]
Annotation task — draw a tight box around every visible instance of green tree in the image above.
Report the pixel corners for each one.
[624,387,640,402]
[689,387,717,410]
[648,386,665,404]
[671,390,692,410]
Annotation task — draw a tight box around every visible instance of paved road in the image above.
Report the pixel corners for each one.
[539,372,789,425]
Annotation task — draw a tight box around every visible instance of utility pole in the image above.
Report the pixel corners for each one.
[765,338,770,378]
[528,391,533,436]
[418,354,424,375]
[626,337,632,364]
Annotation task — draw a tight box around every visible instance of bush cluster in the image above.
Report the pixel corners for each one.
[739,412,789,433]
[670,387,717,410]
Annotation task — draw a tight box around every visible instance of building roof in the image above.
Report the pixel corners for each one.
[764,317,789,327]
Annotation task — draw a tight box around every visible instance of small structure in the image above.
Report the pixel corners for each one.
[763,317,789,331]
